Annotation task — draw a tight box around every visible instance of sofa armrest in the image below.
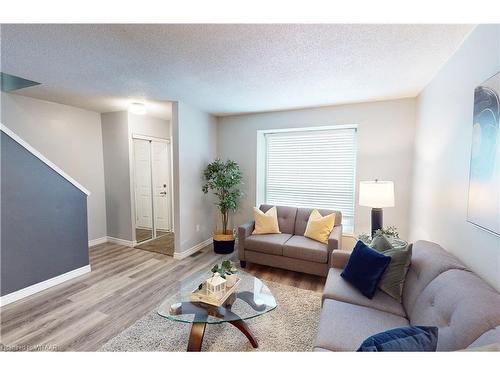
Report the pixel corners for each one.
[327,225,342,252]
[329,249,352,269]
[238,221,255,260]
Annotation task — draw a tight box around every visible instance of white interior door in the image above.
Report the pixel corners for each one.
[133,139,153,229]
[152,141,171,232]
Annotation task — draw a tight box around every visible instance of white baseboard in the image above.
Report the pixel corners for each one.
[0,265,91,307]
[174,238,213,260]
[106,236,137,247]
[88,236,108,247]
[88,236,137,248]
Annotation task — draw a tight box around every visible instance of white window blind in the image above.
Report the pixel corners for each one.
[265,127,357,233]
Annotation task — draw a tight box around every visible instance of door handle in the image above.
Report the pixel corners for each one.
[159,191,167,195]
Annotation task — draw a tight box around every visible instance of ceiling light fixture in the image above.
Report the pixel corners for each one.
[129,102,147,115]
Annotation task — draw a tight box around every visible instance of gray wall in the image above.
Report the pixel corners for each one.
[411,24,500,291]
[217,98,416,238]
[172,102,217,253]
[1,131,89,296]
[101,111,134,241]
[0,93,107,241]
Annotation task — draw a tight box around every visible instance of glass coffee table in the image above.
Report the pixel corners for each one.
[158,268,277,351]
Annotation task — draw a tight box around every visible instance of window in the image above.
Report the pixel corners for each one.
[264,127,357,233]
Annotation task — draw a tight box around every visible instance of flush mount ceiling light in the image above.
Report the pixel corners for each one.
[128,102,147,115]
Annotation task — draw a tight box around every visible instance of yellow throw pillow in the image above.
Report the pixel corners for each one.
[252,206,281,234]
[304,209,336,244]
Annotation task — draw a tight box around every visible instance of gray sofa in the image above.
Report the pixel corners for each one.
[314,240,500,351]
[238,204,342,277]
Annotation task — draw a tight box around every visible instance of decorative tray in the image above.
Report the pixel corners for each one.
[190,277,241,307]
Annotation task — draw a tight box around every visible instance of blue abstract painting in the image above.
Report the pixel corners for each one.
[467,71,500,236]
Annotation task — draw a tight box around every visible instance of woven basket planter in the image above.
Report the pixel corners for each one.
[213,230,235,254]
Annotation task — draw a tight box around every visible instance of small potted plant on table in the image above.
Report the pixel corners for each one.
[202,159,243,254]
[358,226,407,247]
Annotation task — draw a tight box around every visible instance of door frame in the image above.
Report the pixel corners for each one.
[130,133,173,244]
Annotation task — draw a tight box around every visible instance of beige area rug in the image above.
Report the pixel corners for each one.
[100,281,322,352]
[134,233,175,256]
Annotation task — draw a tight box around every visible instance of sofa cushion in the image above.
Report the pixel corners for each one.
[461,343,500,351]
[244,233,292,256]
[402,240,467,315]
[282,235,328,264]
[409,269,500,351]
[329,249,352,269]
[341,241,391,299]
[323,268,406,317]
[294,207,341,236]
[357,326,438,352]
[467,326,500,349]
[259,204,297,234]
[314,299,409,351]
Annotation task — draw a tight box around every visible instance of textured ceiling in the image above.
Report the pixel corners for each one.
[0,24,474,116]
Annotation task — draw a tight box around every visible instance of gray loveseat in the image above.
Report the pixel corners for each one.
[238,204,342,277]
[314,240,500,351]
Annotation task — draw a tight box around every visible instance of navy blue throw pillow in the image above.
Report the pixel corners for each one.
[357,326,439,352]
[341,241,391,299]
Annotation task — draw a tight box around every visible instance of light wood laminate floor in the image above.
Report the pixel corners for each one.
[0,242,325,351]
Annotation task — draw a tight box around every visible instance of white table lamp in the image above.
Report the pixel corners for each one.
[359,180,395,235]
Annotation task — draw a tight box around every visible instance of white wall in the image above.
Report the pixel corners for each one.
[0,93,107,241]
[128,113,171,139]
[172,102,217,254]
[217,98,416,239]
[411,25,500,291]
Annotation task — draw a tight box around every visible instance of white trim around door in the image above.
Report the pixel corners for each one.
[131,134,173,244]
[132,133,171,143]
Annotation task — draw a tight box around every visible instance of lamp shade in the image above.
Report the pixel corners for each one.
[359,180,395,208]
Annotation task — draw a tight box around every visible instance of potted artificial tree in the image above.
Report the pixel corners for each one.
[202,159,243,254]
